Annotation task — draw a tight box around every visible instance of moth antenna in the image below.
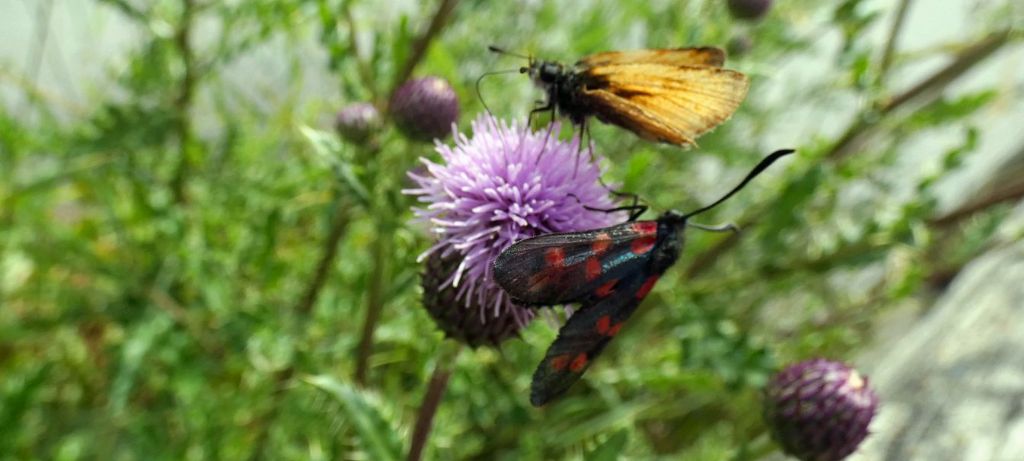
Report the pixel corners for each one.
[682,149,795,220]
[687,222,739,233]
[476,68,522,119]
[488,45,531,60]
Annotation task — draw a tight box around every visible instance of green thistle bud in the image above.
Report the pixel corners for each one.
[334,102,382,145]
[728,0,773,21]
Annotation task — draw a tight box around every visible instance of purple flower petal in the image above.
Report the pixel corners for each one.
[406,114,625,329]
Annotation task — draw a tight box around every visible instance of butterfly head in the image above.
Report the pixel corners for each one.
[526,60,568,85]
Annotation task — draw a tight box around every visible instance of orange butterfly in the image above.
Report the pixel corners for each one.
[493,46,749,148]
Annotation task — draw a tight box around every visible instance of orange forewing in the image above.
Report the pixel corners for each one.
[580,62,748,147]
[577,46,726,68]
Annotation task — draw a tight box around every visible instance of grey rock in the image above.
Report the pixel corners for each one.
[850,233,1024,461]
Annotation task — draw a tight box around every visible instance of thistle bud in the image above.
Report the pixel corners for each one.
[390,76,460,142]
[421,250,526,348]
[727,0,773,21]
[334,102,381,144]
[763,359,878,461]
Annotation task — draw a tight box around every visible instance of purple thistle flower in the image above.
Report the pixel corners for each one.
[404,114,624,332]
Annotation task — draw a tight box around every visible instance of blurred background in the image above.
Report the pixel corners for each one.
[1,0,1022,460]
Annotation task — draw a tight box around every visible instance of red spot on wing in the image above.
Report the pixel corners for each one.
[550,354,571,371]
[607,323,622,336]
[592,233,612,254]
[570,353,589,372]
[595,315,611,334]
[595,279,618,298]
[631,236,656,255]
[631,221,657,235]
[585,257,602,281]
[636,275,660,299]
[545,247,565,267]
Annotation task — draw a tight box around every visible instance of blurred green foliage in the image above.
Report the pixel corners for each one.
[1,0,1020,460]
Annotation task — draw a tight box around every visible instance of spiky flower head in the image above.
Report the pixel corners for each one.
[405,114,624,343]
[727,0,773,20]
[763,358,879,461]
[335,102,382,144]
[390,76,460,142]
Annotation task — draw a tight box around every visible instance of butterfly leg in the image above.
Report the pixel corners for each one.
[531,104,557,166]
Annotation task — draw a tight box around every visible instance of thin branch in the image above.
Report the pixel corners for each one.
[929,143,1024,227]
[355,227,390,385]
[683,30,1015,281]
[22,0,53,118]
[387,0,460,106]
[341,2,378,101]
[878,0,913,83]
[830,29,1012,161]
[294,202,352,316]
[171,0,198,205]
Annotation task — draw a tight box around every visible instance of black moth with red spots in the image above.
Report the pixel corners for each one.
[493,149,794,406]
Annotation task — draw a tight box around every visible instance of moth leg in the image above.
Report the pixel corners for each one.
[567,193,648,221]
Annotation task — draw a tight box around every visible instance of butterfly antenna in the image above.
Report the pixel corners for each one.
[476,68,521,118]
[488,45,531,60]
[682,149,795,220]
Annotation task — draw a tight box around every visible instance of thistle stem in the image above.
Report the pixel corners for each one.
[407,343,462,461]
[388,0,460,104]
[877,0,913,83]
[295,201,351,316]
[354,225,390,385]
[171,0,197,205]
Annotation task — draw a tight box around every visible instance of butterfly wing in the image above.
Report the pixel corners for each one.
[493,221,660,305]
[580,64,749,147]
[529,270,662,406]
[578,47,726,68]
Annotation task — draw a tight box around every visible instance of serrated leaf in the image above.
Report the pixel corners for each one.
[299,125,371,206]
[304,375,403,461]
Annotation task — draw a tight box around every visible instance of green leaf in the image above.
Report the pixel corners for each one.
[0,364,52,450]
[304,375,403,461]
[299,125,371,207]
[585,429,629,461]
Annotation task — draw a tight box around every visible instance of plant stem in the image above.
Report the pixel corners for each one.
[171,0,197,205]
[341,2,378,101]
[388,0,460,105]
[354,225,391,385]
[407,343,462,461]
[877,0,913,83]
[930,141,1024,227]
[295,201,351,316]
